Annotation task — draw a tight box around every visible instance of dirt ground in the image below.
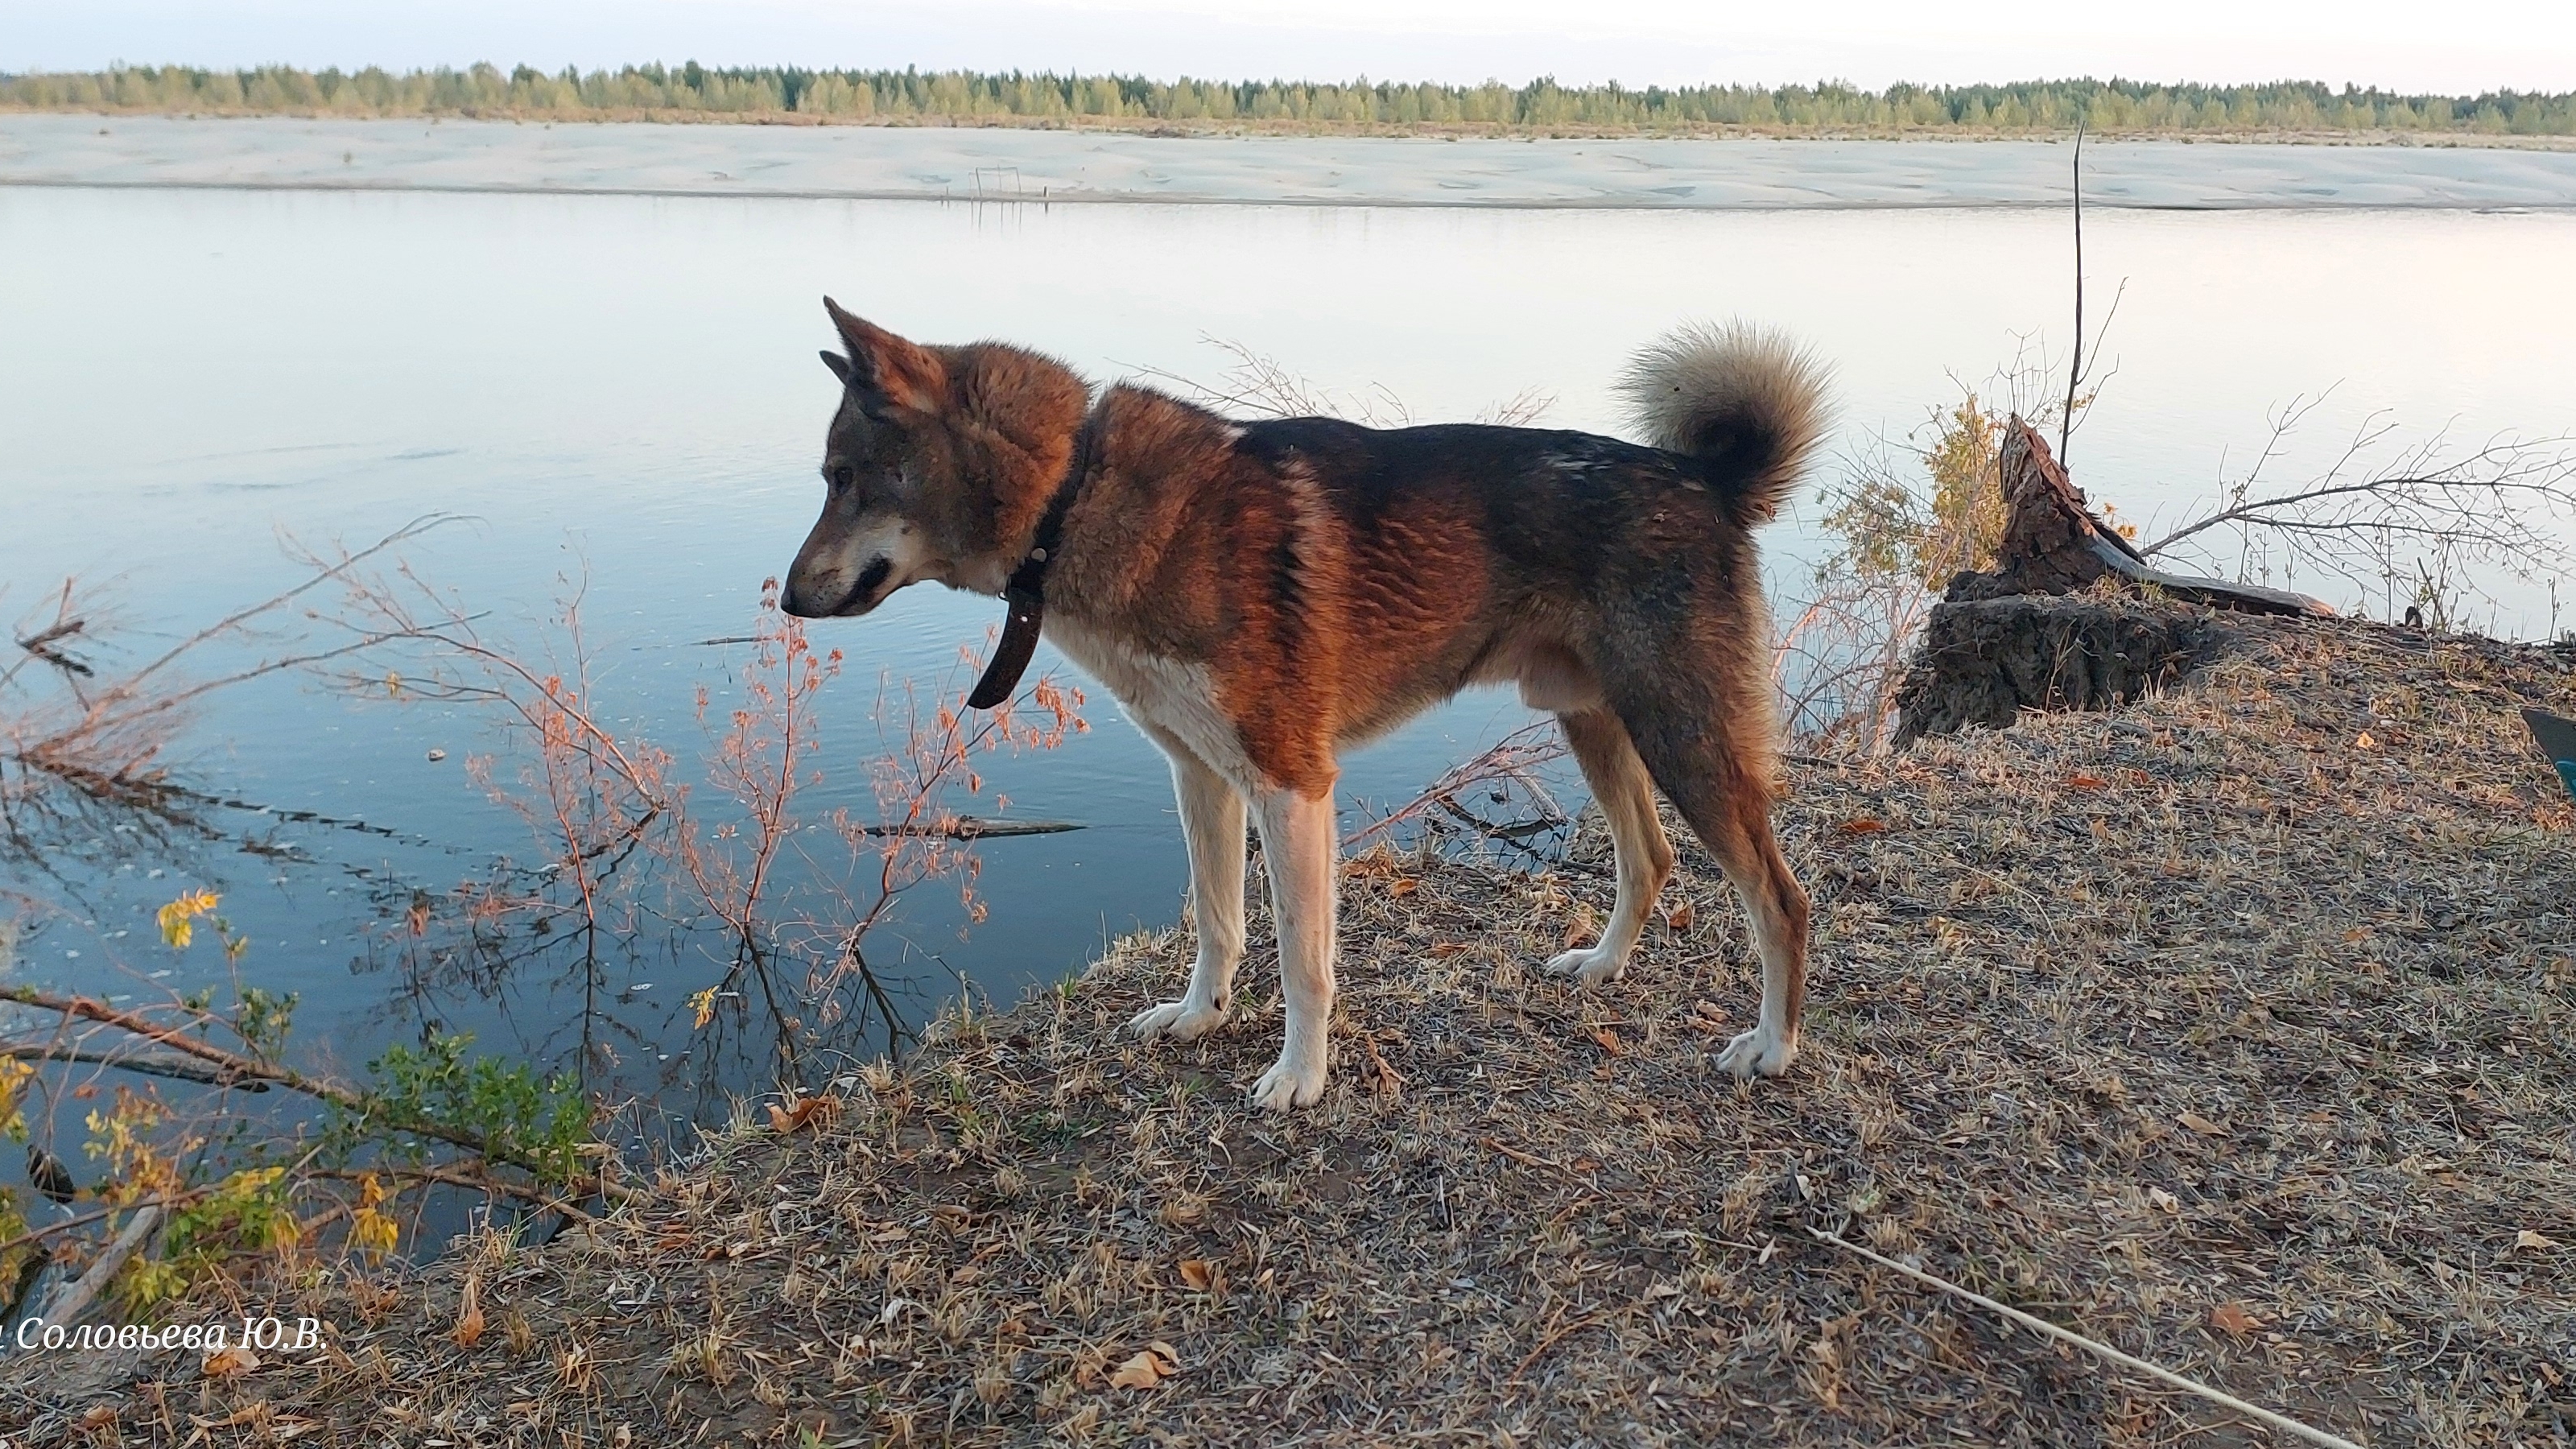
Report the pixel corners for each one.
[5,609,2573,1447]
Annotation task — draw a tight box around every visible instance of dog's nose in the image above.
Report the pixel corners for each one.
[780,576,824,618]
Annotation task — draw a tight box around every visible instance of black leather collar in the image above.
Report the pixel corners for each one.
[964,414,1098,710]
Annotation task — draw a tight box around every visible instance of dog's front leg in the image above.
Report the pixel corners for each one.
[1248,787,1336,1112]
[1130,746,1245,1044]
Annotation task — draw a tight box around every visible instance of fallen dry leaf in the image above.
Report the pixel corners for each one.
[2177,1112,2230,1137]
[452,1272,485,1348]
[1836,817,1887,836]
[1178,1259,1216,1292]
[1591,1027,1624,1057]
[1664,900,1695,931]
[2066,773,2110,790]
[1361,1033,1405,1100]
[2355,730,2378,750]
[2147,1186,2181,1212]
[203,1344,261,1378]
[1563,902,1599,947]
[1385,877,1418,898]
[1109,1343,1180,1390]
[2518,1229,2560,1252]
[2210,1302,2262,1337]
[766,1093,835,1134]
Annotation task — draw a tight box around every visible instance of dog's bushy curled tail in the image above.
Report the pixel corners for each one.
[1618,322,1831,530]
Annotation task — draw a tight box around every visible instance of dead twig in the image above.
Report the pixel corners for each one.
[1806,1228,2364,1449]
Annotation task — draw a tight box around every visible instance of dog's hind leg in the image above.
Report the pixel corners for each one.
[1130,744,1246,1045]
[1614,675,1811,1080]
[1544,708,1676,988]
[1248,786,1337,1112]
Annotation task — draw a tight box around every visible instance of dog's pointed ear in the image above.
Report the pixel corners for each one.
[823,296,944,412]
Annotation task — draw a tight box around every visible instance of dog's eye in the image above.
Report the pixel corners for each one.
[830,465,854,489]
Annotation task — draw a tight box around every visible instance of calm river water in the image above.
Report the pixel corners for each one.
[3,183,2571,1160]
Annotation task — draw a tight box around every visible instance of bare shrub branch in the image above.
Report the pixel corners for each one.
[1344,720,1570,854]
[2,518,450,799]
[2139,398,2576,623]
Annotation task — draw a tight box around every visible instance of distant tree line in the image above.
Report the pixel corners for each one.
[3,64,2570,136]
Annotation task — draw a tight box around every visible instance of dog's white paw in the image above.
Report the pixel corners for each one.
[1129,997,1228,1044]
[1249,1053,1327,1113]
[1712,1024,1797,1080]
[1542,943,1627,989]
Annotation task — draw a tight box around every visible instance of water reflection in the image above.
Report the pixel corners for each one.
[3,188,2571,1171]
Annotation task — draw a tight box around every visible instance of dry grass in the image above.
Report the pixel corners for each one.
[6,610,2573,1447]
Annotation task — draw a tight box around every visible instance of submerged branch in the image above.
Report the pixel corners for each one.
[850,815,1083,839]
[0,985,635,1201]
[1,1042,272,1091]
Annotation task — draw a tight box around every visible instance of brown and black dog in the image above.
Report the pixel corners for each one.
[784,299,1827,1111]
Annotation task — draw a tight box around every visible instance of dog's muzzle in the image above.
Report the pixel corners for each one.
[784,556,894,618]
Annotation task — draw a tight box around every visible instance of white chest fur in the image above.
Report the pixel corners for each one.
[1046,618,1269,791]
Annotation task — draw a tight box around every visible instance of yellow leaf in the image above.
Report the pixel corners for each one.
[688,987,719,1030]
[202,1344,261,1378]
[155,889,219,950]
[2355,730,2377,750]
[351,1204,399,1261]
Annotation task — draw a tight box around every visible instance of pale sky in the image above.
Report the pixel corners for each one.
[4,0,2571,94]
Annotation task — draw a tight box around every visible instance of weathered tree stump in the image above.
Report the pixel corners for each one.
[1945,419,2332,618]
[1896,419,2326,744]
[1893,593,2227,745]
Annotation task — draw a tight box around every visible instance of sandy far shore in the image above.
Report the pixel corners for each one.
[9,114,2576,209]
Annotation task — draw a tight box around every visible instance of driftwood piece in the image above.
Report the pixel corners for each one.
[23,1205,159,1335]
[1948,419,2333,618]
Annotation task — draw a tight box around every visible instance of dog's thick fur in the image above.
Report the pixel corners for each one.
[786,299,1827,1111]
